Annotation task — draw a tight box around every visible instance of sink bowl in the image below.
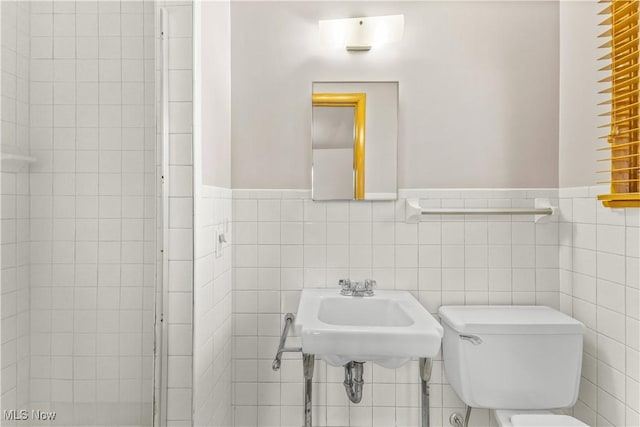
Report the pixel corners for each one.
[295,288,443,368]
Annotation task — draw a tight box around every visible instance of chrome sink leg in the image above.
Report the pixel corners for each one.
[419,357,433,427]
[303,353,315,427]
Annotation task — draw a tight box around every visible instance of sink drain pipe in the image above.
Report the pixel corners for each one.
[343,361,365,403]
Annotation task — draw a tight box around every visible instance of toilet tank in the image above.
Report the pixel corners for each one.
[439,306,585,410]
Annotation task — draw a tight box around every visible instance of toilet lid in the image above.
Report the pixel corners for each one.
[511,414,588,427]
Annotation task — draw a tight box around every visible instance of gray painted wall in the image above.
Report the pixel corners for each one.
[230,1,560,189]
[559,0,601,188]
[202,1,231,187]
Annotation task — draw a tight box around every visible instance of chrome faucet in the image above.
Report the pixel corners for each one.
[339,279,375,297]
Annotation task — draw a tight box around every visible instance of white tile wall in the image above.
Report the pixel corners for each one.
[1,1,32,422]
[232,188,560,427]
[559,186,640,427]
[193,185,232,427]
[2,1,195,425]
[23,1,156,425]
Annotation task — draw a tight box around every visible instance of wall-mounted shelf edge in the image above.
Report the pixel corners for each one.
[405,198,557,223]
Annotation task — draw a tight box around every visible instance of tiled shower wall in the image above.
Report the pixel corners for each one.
[559,186,640,427]
[193,185,233,426]
[27,1,156,424]
[231,188,560,427]
[1,0,31,418]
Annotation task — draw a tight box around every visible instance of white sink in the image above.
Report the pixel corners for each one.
[295,288,443,368]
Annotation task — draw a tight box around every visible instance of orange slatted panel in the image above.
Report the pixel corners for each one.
[598,0,640,207]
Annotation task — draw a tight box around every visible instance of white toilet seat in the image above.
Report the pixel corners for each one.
[511,414,588,426]
[494,410,589,427]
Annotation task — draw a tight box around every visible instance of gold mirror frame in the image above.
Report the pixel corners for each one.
[312,93,366,199]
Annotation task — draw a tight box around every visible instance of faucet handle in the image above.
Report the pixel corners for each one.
[339,279,352,295]
[364,279,376,296]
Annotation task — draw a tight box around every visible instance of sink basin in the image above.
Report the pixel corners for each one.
[318,297,414,327]
[295,288,443,368]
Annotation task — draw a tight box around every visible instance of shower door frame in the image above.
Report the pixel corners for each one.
[154,6,171,427]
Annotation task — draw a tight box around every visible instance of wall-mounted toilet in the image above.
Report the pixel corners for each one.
[439,305,588,427]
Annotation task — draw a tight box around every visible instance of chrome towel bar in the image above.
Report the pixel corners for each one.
[405,198,557,223]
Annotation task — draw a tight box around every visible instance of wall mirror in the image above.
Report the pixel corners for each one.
[312,82,398,200]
